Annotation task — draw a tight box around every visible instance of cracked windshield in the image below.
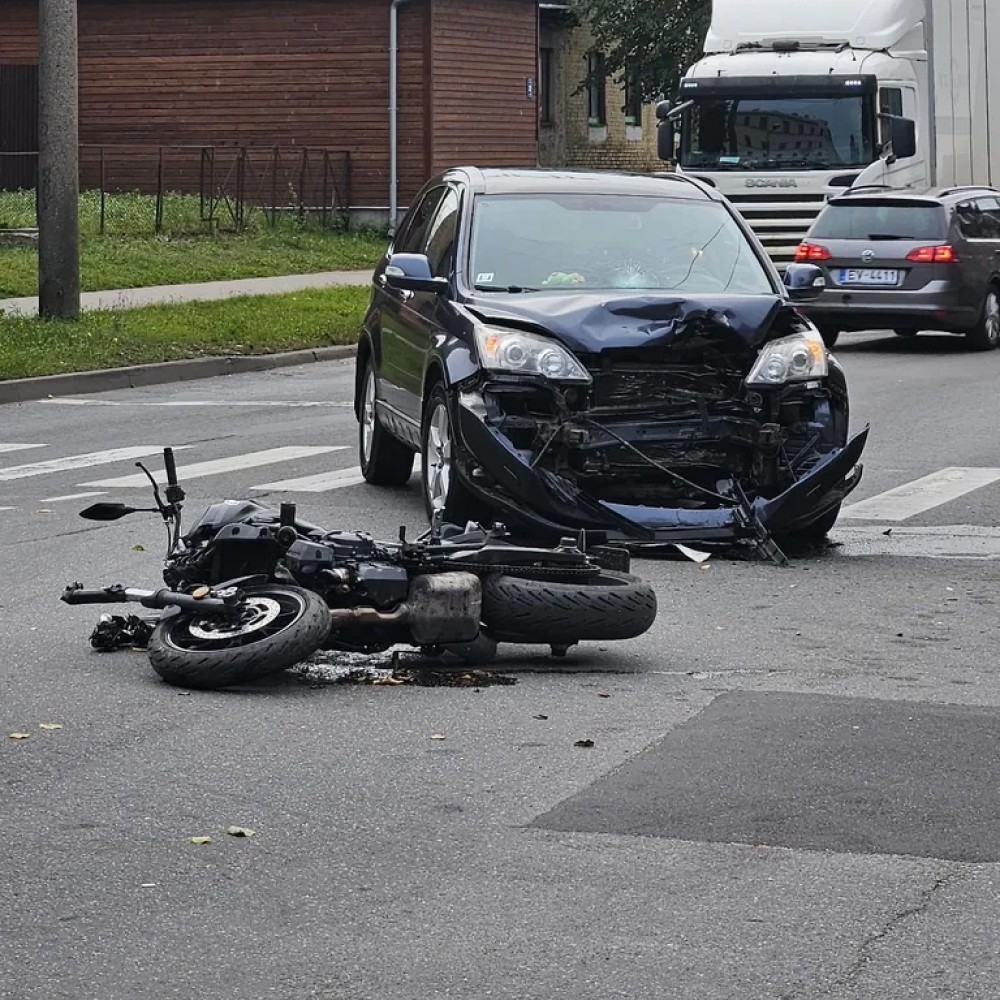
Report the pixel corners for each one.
[681,96,875,170]
[469,194,772,294]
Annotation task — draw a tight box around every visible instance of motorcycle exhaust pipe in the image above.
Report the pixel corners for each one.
[328,606,410,626]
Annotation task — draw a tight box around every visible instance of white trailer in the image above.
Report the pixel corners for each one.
[659,0,1000,266]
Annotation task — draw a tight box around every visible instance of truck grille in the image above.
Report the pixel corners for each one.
[726,192,827,267]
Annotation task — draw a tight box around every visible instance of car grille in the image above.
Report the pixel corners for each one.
[584,361,748,411]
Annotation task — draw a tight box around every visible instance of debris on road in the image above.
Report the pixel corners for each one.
[294,650,517,689]
[533,714,549,720]
[429,734,447,741]
[39,723,63,731]
[189,836,213,845]
[226,826,256,838]
[574,739,595,748]
[8,732,30,740]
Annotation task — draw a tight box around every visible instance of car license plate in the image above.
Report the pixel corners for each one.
[837,268,900,286]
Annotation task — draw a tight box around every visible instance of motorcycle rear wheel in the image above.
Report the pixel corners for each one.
[481,571,657,644]
[148,584,330,690]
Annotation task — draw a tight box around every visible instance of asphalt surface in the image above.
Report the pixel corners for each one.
[2,327,1000,999]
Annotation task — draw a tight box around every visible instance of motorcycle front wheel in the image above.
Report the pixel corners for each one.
[148,584,330,690]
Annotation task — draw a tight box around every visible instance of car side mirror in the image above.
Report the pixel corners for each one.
[783,263,827,302]
[383,253,450,295]
[882,115,917,162]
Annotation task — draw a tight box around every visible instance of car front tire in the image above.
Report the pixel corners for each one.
[358,360,415,487]
[421,384,484,525]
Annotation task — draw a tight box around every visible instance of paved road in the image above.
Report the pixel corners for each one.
[2,328,1000,999]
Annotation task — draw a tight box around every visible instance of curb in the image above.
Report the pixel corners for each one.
[0,344,357,405]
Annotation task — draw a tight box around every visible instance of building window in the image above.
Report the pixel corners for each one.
[539,47,554,124]
[587,51,606,126]
[624,65,642,126]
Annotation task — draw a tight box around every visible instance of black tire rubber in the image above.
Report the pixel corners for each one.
[359,359,416,487]
[421,384,486,525]
[481,571,657,644]
[965,287,1000,352]
[817,326,840,349]
[147,584,331,690]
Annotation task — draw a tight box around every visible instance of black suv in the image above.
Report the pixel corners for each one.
[354,167,866,546]
[796,185,1000,351]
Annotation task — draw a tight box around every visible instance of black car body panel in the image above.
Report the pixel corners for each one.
[356,167,866,548]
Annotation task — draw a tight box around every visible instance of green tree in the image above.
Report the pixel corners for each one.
[571,0,712,102]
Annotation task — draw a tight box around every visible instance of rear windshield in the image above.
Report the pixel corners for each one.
[811,201,947,241]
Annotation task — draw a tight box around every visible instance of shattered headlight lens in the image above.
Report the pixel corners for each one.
[746,328,828,386]
[474,325,591,383]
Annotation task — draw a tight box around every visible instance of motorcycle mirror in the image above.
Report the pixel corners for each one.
[79,502,140,521]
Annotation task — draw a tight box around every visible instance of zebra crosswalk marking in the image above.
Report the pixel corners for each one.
[82,446,345,489]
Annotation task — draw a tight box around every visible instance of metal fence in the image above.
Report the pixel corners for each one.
[0,144,353,236]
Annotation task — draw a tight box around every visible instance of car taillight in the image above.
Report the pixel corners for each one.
[905,245,958,263]
[794,242,832,262]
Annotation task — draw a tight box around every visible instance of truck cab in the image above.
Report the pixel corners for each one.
[660,0,926,267]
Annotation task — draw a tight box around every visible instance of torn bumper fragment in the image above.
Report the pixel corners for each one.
[453,386,867,546]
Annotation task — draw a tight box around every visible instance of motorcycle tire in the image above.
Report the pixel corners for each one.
[147,584,330,690]
[481,571,657,644]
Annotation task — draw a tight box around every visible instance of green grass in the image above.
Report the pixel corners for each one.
[0,190,387,297]
[0,286,369,380]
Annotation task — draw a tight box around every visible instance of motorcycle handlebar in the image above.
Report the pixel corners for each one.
[62,584,237,616]
[163,448,178,487]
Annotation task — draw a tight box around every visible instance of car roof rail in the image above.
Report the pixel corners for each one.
[845,184,895,192]
[938,184,1000,197]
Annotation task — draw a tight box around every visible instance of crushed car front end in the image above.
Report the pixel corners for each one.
[447,293,867,551]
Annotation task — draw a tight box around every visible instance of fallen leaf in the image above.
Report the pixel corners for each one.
[597,693,611,699]
[533,714,549,720]
[131,544,145,552]
[39,723,63,731]
[226,826,256,838]
[188,836,213,845]
[373,676,405,686]
[429,734,447,741]
[8,732,30,740]
[574,739,595,748]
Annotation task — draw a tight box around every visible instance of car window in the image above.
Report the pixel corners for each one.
[468,193,772,295]
[422,188,461,277]
[394,188,446,254]
[955,200,989,240]
[973,197,1000,239]
[811,201,947,240]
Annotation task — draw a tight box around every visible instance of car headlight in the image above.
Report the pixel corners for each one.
[474,325,591,382]
[746,328,828,386]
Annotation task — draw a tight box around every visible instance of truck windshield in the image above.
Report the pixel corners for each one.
[681,95,876,170]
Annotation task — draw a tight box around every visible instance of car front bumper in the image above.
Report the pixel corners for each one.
[452,389,868,548]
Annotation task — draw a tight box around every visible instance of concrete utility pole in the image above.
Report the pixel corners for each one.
[37,0,80,319]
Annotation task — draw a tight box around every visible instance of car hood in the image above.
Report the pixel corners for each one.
[466,292,788,354]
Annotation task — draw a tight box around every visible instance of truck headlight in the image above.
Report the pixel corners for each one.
[475,325,591,383]
[747,329,828,386]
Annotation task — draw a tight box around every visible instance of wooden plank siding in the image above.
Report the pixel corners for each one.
[430,0,538,174]
[0,0,542,208]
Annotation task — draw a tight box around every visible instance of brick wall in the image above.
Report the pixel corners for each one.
[539,18,661,173]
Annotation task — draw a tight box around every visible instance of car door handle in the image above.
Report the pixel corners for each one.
[377,274,413,301]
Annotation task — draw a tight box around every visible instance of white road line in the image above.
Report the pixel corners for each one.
[842,467,1000,522]
[82,446,344,488]
[0,506,16,512]
[41,491,109,503]
[256,457,421,493]
[0,443,48,454]
[0,446,191,483]
[43,399,351,408]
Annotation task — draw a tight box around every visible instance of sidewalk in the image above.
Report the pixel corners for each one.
[0,269,374,317]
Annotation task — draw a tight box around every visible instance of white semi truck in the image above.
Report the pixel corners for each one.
[658,0,1000,266]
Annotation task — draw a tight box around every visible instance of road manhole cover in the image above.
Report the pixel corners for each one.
[534,692,1000,861]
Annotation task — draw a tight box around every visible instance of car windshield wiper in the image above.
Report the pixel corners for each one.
[473,284,539,293]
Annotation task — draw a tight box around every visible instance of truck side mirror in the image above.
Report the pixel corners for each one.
[882,115,917,162]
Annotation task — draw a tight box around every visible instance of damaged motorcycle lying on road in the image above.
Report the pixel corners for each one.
[61,448,657,690]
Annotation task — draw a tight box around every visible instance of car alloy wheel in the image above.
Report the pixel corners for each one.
[424,398,452,513]
[985,290,1000,347]
[360,367,377,465]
